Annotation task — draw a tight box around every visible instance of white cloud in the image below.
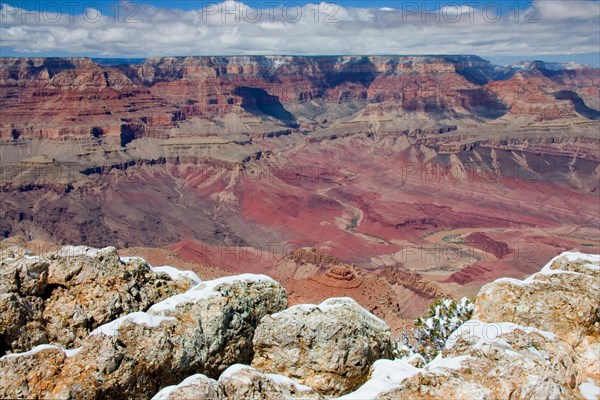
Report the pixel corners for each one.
[0,1,598,57]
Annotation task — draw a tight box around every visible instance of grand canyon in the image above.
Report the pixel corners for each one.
[1,55,598,323]
[0,54,599,399]
[3,0,600,395]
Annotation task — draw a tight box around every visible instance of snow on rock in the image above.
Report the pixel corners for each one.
[0,270,287,400]
[579,379,600,400]
[338,359,420,399]
[373,251,600,399]
[340,355,473,399]
[445,320,556,350]
[0,344,81,360]
[494,251,600,286]
[252,297,393,397]
[148,274,274,315]
[272,297,387,328]
[151,374,220,400]
[152,364,323,400]
[1,249,598,400]
[426,354,473,373]
[120,256,202,285]
[90,312,176,337]
[57,245,112,258]
[0,245,188,354]
[150,266,201,285]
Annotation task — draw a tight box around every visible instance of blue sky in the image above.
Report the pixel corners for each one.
[1,0,598,65]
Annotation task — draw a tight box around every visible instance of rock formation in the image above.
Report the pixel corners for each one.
[464,232,511,259]
[153,365,324,400]
[351,252,600,399]
[0,247,598,399]
[0,55,599,386]
[1,56,598,140]
[251,297,393,396]
[0,245,193,355]
[0,260,287,399]
[147,250,599,400]
[1,56,598,298]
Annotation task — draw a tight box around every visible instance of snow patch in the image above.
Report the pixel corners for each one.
[265,372,314,392]
[219,363,254,380]
[58,245,111,258]
[534,251,599,278]
[494,251,599,287]
[150,265,201,285]
[120,256,201,284]
[561,252,600,263]
[0,344,81,360]
[339,359,420,399]
[273,297,387,328]
[148,274,273,315]
[583,263,600,271]
[341,355,471,399]
[90,312,176,337]
[446,320,556,350]
[426,355,472,373]
[579,378,600,400]
[151,374,215,400]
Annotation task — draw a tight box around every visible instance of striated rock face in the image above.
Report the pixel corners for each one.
[269,248,449,333]
[0,272,288,399]
[0,245,191,355]
[2,55,598,140]
[348,251,600,400]
[252,297,393,396]
[153,365,324,400]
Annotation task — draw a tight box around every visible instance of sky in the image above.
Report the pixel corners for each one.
[1,0,599,66]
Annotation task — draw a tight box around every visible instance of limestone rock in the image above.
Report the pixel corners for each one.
[375,323,579,400]
[153,365,323,400]
[0,274,288,399]
[153,374,225,400]
[0,245,191,354]
[252,297,393,396]
[344,252,600,400]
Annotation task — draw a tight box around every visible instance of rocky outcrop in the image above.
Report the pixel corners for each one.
[346,251,600,400]
[251,297,393,396]
[0,272,287,399]
[0,245,192,354]
[474,252,600,383]
[1,247,598,400]
[153,365,323,400]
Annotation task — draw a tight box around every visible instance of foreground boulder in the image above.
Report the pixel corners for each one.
[343,251,600,399]
[252,297,393,396]
[0,245,193,354]
[0,274,287,399]
[153,365,323,400]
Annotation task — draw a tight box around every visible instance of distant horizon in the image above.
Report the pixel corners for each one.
[1,53,598,68]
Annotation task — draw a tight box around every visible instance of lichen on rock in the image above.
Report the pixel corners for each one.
[0,245,192,355]
[0,256,287,399]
